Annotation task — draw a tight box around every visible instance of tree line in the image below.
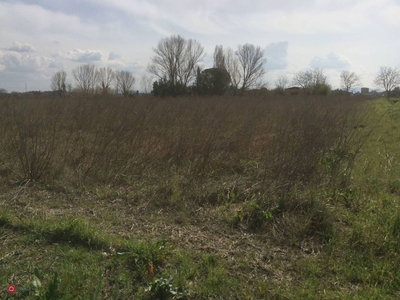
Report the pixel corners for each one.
[148,35,266,96]
[50,34,400,99]
[51,65,136,97]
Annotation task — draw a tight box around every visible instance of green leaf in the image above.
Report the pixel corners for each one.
[32,275,42,289]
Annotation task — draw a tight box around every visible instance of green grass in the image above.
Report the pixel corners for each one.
[1,95,400,299]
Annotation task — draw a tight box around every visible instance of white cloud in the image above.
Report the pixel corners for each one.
[0,51,53,73]
[124,61,146,75]
[238,9,370,35]
[48,61,64,69]
[108,52,121,60]
[61,49,103,62]
[0,2,100,42]
[171,11,227,35]
[106,60,127,70]
[264,41,288,70]
[8,41,36,52]
[309,52,351,70]
[97,0,227,36]
[0,0,398,91]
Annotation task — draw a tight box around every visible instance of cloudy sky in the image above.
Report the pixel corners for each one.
[0,0,399,92]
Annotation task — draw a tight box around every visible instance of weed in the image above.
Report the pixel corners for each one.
[116,239,169,283]
[232,200,277,230]
[146,276,189,300]
[30,268,70,300]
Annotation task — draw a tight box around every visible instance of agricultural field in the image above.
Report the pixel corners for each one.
[1,93,400,299]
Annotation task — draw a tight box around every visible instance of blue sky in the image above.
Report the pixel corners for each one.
[0,0,399,92]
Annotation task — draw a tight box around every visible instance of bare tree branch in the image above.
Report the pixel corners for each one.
[116,70,135,96]
[213,45,225,69]
[235,44,266,92]
[293,70,313,89]
[148,35,204,87]
[275,75,289,90]
[293,68,329,94]
[374,66,400,99]
[73,64,97,94]
[340,70,361,92]
[51,70,67,97]
[96,67,115,94]
[225,48,241,92]
[140,75,154,94]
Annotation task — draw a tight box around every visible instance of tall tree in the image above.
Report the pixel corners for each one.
[213,46,241,92]
[213,45,226,69]
[73,64,97,94]
[96,67,115,94]
[148,35,204,87]
[340,70,361,92]
[51,70,67,97]
[225,48,241,92]
[116,70,135,96]
[374,66,400,99]
[235,44,266,92]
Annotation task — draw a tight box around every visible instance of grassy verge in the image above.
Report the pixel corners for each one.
[1,94,399,299]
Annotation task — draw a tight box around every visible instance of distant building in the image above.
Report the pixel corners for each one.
[285,87,302,96]
[361,87,369,94]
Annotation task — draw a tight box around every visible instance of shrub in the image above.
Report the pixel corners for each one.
[196,68,231,95]
[152,78,188,97]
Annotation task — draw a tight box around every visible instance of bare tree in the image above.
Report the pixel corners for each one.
[96,67,115,94]
[213,45,268,93]
[180,39,204,86]
[275,75,289,91]
[224,48,241,91]
[293,68,330,94]
[293,69,313,89]
[213,45,225,69]
[116,70,135,96]
[51,70,67,97]
[212,46,241,91]
[313,68,328,86]
[235,44,266,92]
[140,75,154,94]
[148,35,204,87]
[340,70,361,92]
[73,64,97,94]
[374,66,400,99]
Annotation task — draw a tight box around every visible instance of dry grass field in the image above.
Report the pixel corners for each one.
[1,93,399,299]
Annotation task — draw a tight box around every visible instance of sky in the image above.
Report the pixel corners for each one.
[0,0,399,92]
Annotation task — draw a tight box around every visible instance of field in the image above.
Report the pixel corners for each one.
[1,93,399,299]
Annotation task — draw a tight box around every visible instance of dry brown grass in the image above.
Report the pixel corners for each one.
[0,93,380,298]
[0,95,369,225]
[0,94,367,186]
[0,93,370,239]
